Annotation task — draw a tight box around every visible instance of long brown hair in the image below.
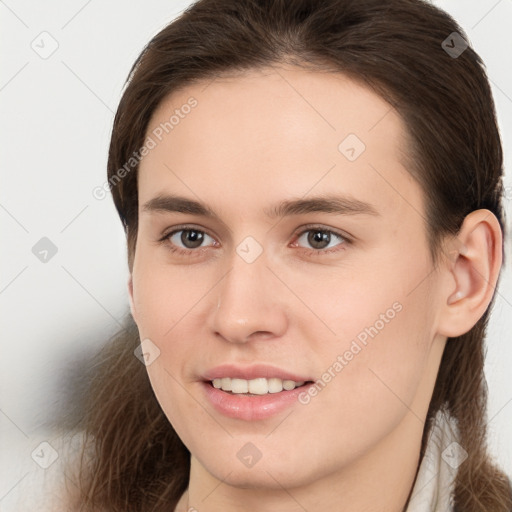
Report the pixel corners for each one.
[68,0,512,510]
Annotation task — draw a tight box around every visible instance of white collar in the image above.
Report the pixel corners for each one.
[405,407,461,511]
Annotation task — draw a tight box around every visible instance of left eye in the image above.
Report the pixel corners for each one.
[295,229,345,250]
[168,229,216,249]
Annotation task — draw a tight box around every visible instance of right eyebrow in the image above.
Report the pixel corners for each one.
[142,195,216,217]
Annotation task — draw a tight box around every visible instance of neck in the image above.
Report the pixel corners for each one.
[175,412,425,512]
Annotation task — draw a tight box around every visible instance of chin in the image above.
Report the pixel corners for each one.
[196,452,326,491]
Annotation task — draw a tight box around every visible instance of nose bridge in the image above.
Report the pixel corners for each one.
[211,242,287,343]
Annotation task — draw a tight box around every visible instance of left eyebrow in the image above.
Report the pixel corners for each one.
[263,195,380,218]
[141,193,380,219]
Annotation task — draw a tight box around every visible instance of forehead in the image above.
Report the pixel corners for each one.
[138,65,424,223]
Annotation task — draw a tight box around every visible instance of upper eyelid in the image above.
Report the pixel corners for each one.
[163,224,350,247]
[293,225,350,241]
[161,224,216,239]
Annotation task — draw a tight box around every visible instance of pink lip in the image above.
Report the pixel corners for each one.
[200,364,315,421]
[202,363,312,382]
[201,381,314,421]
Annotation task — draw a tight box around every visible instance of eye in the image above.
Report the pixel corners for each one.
[293,227,347,253]
[165,228,217,251]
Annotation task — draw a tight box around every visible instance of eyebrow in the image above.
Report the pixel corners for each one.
[142,194,380,219]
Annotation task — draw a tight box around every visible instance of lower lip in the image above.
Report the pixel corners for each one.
[201,381,313,421]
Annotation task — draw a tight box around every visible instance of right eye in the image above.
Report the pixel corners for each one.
[163,227,217,253]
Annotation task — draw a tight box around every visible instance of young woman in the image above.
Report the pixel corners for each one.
[29,0,512,510]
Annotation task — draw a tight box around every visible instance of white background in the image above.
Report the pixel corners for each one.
[1,0,511,504]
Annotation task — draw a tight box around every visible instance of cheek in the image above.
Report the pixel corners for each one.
[132,254,212,339]
[133,271,206,444]
[291,256,437,434]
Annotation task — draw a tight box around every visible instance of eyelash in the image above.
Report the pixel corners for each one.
[158,224,352,258]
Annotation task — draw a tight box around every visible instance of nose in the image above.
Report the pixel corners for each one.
[209,250,288,344]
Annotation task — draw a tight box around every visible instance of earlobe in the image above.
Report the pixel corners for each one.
[437,209,502,338]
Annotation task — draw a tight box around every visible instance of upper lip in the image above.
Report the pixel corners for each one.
[203,363,313,382]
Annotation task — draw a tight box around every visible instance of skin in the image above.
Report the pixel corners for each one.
[127,65,502,512]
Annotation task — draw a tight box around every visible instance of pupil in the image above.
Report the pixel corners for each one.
[308,230,330,249]
[182,230,204,248]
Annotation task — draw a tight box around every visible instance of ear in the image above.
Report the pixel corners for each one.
[436,209,503,338]
[128,274,137,322]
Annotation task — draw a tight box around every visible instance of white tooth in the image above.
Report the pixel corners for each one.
[216,377,304,394]
[248,378,269,395]
[283,379,296,391]
[231,378,249,393]
[268,377,283,393]
[221,377,232,391]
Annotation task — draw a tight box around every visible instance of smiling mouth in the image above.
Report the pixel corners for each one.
[209,377,314,395]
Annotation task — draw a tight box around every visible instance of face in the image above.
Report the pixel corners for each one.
[130,66,447,490]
